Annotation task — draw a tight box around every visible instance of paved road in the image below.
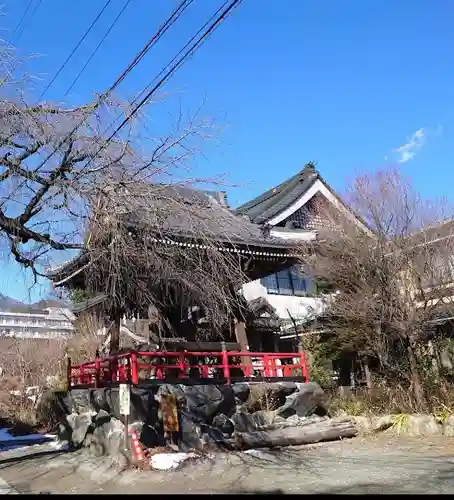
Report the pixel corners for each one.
[1,435,454,494]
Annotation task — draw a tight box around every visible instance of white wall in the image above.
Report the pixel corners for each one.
[241,279,324,320]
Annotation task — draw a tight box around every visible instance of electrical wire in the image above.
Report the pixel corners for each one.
[38,0,114,100]
[105,0,230,137]
[87,0,242,171]
[14,0,43,44]
[11,0,34,43]
[107,0,241,143]
[34,0,193,171]
[64,0,132,97]
[102,0,194,97]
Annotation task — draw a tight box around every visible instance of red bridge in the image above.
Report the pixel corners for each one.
[68,350,309,388]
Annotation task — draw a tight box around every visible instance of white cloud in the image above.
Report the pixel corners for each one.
[393,128,426,164]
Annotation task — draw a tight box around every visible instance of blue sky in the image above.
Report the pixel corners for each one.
[2,0,454,301]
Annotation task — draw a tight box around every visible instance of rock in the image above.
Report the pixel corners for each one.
[231,412,257,433]
[286,414,302,426]
[178,411,204,452]
[351,416,373,432]
[139,423,164,448]
[275,382,325,418]
[70,389,92,414]
[91,389,109,413]
[66,412,93,446]
[232,383,250,403]
[252,410,277,428]
[373,415,393,432]
[443,415,454,436]
[212,413,235,436]
[94,409,111,423]
[155,384,236,425]
[406,414,441,436]
[90,416,127,456]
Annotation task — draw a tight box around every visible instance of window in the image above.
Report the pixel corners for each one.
[261,267,310,296]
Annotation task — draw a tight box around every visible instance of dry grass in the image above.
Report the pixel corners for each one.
[0,317,103,431]
[243,385,282,413]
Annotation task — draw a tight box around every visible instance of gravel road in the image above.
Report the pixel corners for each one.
[1,435,454,494]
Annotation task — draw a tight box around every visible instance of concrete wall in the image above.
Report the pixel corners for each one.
[241,279,325,321]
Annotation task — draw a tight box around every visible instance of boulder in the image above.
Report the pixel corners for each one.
[89,416,126,456]
[443,415,454,436]
[406,414,441,436]
[69,389,92,414]
[66,412,93,446]
[212,413,235,436]
[155,384,236,424]
[232,383,250,403]
[275,382,325,418]
[231,412,258,433]
[178,411,204,452]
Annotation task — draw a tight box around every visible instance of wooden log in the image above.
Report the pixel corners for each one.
[235,418,358,449]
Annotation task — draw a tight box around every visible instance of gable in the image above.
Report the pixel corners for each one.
[236,164,373,236]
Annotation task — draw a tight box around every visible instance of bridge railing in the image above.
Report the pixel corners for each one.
[67,350,309,388]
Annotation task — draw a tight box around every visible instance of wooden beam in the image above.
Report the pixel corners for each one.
[234,319,252,367]
[109,311,121,354]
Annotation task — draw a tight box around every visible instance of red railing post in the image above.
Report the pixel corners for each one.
[131,352,139,384]
[300,352,309,382]
[221,350,231,384]
[269,356,276,377]
[263,355,269,377]
[80,365,85,385]
[178,352,185,379]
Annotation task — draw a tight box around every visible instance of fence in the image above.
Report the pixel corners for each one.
[67,350,309,388]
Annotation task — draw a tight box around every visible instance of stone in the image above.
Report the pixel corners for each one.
[232,383,250,403]
[406,414,441,436]
[351,416,372,432]
[66,412,93,446]
[91,389,109,413]
[90,416,127,456]
[252,410,277,428]
[212,413,235,436]
[443,415,454,436]
[231,412,257,433]
[286,414,302,426]
[373,415,393,432]
[70,389,92,414]
[178,411,204,452]
[275,382,325,418]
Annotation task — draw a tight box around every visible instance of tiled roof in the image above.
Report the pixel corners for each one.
[234,163,319,224]
[123,184,293,249]
[48,184,297,280]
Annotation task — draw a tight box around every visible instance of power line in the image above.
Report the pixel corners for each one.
[35,0,193,171]
[92,0,242,167]
[98,0,230,140]
[103,0,194,97]
[64,0,132,97]
[14,0,43,44]
[39,0,114,100]
[11,0,34,42]
[122,0,231,125]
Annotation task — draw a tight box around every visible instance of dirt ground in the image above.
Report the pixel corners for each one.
[2,435,454,494]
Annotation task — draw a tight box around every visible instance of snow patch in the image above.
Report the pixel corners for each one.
[150,452,198,470]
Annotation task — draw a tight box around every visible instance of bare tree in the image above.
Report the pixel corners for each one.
[0,40,254,336]
[299,167,454,407]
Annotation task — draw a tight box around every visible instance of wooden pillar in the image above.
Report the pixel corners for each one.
[109,310,121,354]
[234,319,252,367]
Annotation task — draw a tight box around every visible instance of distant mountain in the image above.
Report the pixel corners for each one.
[0,294,25,311]
[0,295,69,312]
[32,299,69,309]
